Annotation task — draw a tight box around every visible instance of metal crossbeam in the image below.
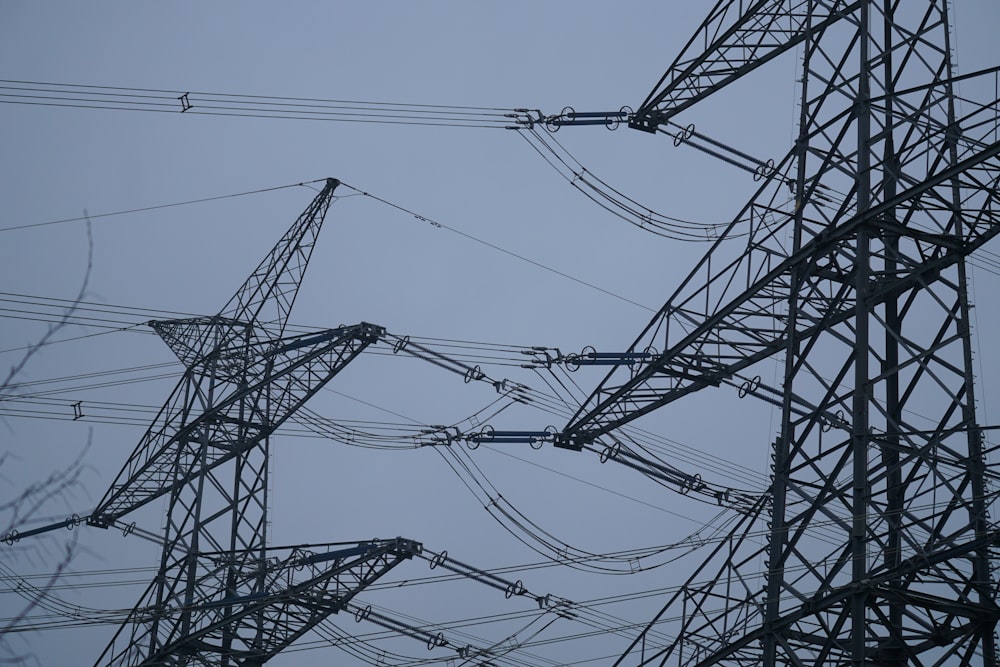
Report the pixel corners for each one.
[630,0,860,131]
[580,3,1000,666]
[90,322,383,527]
[563,125,1000,447]
[94,538,421,666]
[89,182,403,666]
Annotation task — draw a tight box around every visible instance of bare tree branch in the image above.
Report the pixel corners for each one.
[0,218,94,665]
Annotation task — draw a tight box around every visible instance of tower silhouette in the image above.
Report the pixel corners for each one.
[554,3,1000,665]
[90,180,420,665]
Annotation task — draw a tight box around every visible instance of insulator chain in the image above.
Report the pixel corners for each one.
[423,548,576,615]
[595,440,761,513]
[439,420,761,512]
[466,425,560,450]
[2,512,143,546]
[346,601,451,652]
[521,345,658,373]
[733,373,849,434]
[540,106,635,132]
[537,107,780,181]
[387,333,531,398]
[343,547,568,660]
[415,424,560,450]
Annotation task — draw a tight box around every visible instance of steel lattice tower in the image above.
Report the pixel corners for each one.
[88,180,421,666]
[554,2,1000,665]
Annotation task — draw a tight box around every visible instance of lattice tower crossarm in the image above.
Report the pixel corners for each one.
[556,2,1000,665]
[87,180,401,665]
[89,322,384,528]
[93,538,422,666]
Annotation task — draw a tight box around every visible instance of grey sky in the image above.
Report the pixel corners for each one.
[2,3,999,666]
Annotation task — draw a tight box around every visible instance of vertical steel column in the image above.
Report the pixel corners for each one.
[850,6,873,665]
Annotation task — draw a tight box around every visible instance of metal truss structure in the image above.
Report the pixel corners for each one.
[87,179,416,665]
[9,3,994,665]
[95,539,421,666]
[553,2,1000,665]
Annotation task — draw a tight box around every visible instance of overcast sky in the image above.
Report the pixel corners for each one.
[2,3,999,666]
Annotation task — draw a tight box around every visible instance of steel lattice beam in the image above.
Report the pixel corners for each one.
[560,131,1000,448]
[571,2,1000,666]
[630,0,860,132]
[89,322,383,527]
[94,538,422,666]
[89,180,405,666]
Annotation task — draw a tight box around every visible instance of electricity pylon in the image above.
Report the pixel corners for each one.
[89,179,419,665]
[557,3,1000,665]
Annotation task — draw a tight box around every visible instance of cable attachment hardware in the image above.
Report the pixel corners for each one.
[464,365,486,383]
[821,409,847,432]
[606,106,634,130]
[467,426,556,450]
[600,441,622,463]
[392,335,410,354]
[679,473,705,495]
[564,346,653,372]
[632,346,659,377]
[542,107,634,132]
[504,579,526,598]
[738,375,761,398]
[429,550,448,569]
[672,123,696,146]
[354,605,372,623]
[521,347,563,369]
[753,158,777,181]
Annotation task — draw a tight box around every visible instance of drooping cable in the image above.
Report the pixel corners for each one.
[520,127,746,242]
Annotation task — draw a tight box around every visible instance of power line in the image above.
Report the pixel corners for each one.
[338,182,656,313]
[0,179,328,233]
[0,80,533,130]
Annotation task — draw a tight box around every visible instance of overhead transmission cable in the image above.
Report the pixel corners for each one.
[0,293,780,489]
[13,498,957,665]
[1,338,765,572]
[519,126,740,242]
[9,401,749,576]
[12,78,1000,260]
[336,182,655,312]
[0,79,752,244]
[0,80,528,129]
[0,200,836,580]
[0,179,331,234]
[2,506,958,636]
[0,323,774,494]
[0,176,659,337]
[11,290,966,512]
[4,538,697,665]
